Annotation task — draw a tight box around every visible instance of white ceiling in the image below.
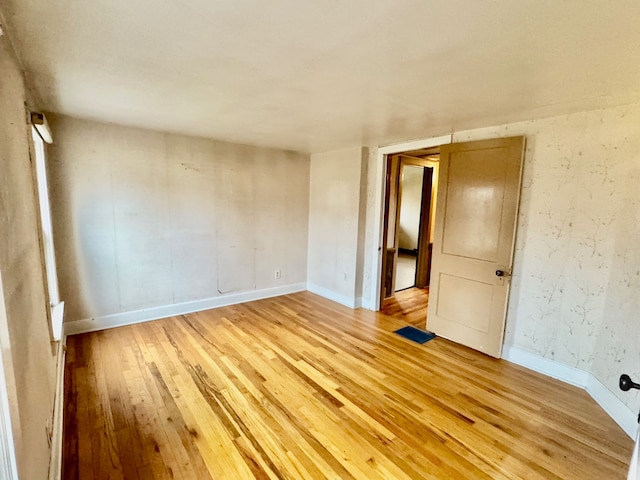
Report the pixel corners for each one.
[2,0,640,153]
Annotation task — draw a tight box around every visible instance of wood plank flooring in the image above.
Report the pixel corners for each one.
[381,287,429,329]
[63,292,632,479]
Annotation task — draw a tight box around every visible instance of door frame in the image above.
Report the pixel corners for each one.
[379,155,401,302]
[414,163,434,288]
[370,135,452,310]
[397,155,437,289]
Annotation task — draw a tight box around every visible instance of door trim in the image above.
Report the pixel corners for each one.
[369,135,452,311]
[414,166,433,288]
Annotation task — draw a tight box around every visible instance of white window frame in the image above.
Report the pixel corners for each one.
[31,127,64,341]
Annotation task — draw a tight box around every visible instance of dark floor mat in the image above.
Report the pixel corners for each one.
[394,326,436,344]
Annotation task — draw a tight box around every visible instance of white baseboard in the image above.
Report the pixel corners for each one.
[307,284,357,309]
[48,334,66,480]
[503,345,637,438]
[65,283,307,335]
[586,374,638,439]
[502,345,590,387]
[51,301,64,342]
[360,297,376,311]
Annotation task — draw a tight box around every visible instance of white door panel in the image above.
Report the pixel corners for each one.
[427,137,525,358]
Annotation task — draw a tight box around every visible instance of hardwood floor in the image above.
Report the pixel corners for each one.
[381,287,429,329]
[63,292,632,479]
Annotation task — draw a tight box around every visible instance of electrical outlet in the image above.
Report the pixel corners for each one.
[274,270,281,279]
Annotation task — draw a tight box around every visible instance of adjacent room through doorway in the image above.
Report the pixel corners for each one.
[380,148,439,329]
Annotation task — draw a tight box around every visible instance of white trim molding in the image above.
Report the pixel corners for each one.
[502,345,589,387]
[377,136,453,155]
[307,284,358,309]
[503,345,637,438]
[586,374,638,439]
[48,336,66,480]
[360,297,377,311]
[66,283,307,335]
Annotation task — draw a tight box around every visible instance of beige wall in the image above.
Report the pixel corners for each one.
[307,147,368,305]
[48,116,310,322]
[0,37,59,480]
[3,28,637,475]
[43,98,640,447]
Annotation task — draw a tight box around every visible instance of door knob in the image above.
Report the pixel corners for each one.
[495,270,506,277]
[620,374,640,391]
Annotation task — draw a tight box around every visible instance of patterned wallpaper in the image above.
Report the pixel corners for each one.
[452,104,640,411]
[363,103,640,411]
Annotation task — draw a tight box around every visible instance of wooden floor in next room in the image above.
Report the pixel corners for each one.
[62,291,632,480]
[381,286,429,329]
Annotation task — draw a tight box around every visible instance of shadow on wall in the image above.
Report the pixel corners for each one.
[75,199,120,319]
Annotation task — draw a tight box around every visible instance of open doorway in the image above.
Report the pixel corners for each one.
[374,135,524,358]
[379,148,439,329]
[396,164,429,291]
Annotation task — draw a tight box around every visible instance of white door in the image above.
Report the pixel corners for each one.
[426,137,525,358]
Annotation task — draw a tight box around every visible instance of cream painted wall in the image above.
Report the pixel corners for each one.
[48,116,310,322]
[362,103,640,411]
[354,149,369,300]
[0,38,59,480]
[307,147,368,305]
[398,165,423,251]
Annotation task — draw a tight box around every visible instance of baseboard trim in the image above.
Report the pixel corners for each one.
[503,345,637,438]
[307,284,357,309]
[502,345,589,387]
[586,374,638,439]
[65,283,308,335]
[51,301,64,342]
[360,297,377,311]
[48,334,66,480]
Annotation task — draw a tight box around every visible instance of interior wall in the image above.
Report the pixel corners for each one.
[307,147,367,305]
[361,148,379,308]
[48,115,310,323]
[362,102,640,411]
[397,165,423,251]
[354,149,369,300]
[0,37,59,480]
